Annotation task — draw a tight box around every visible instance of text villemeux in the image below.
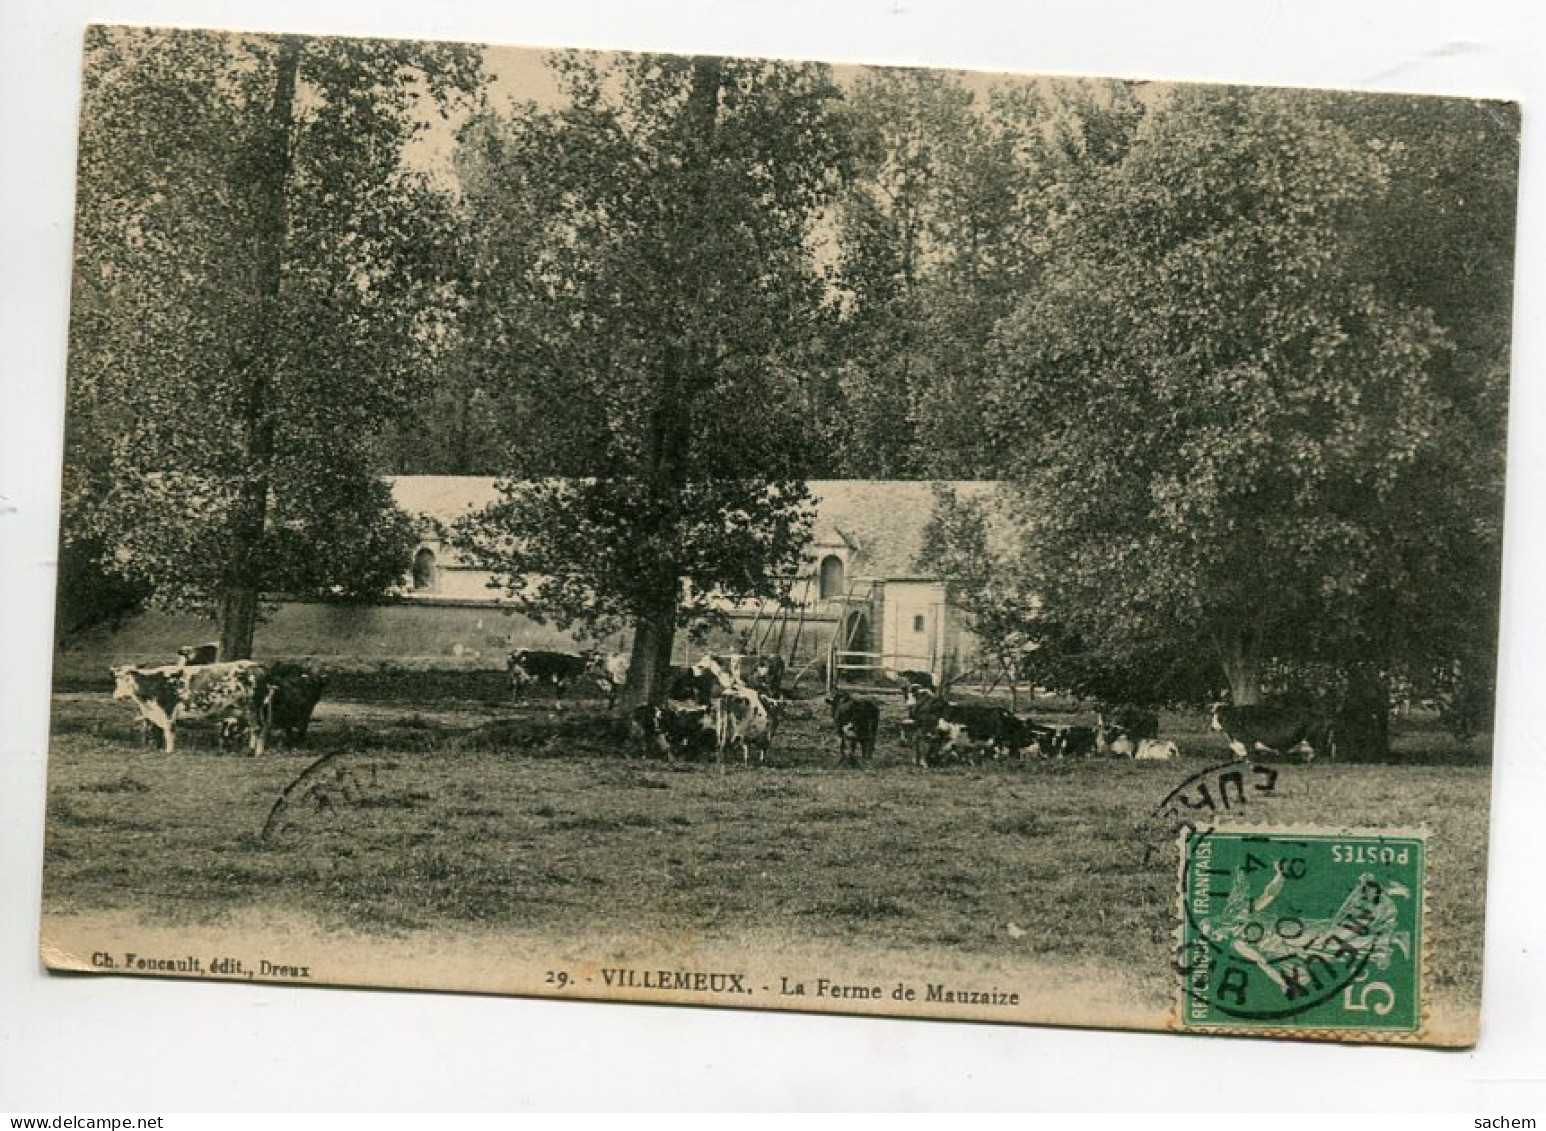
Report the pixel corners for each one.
[600,968,752,994]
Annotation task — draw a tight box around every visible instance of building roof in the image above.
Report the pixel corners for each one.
[387,476,1007,581]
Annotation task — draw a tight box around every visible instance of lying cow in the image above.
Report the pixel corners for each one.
[507,649,591,709]
[1050,724,1099,760]
[112,660,273,756]
[826,690,880,765]
[1209,702,1335,763]
[908,694,1021,766]
[1105,706,1160,740]
[629,702,717,761]
[1095,715,1137,758]
[1135,739,1179,761]
[1005,715,1059,759]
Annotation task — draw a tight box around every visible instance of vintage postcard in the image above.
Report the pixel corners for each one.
[41,24,1519,1047]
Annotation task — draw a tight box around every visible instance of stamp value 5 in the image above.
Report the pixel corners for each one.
[1177,828,1424,1034]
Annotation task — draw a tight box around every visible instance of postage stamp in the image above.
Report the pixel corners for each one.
[1176,828,1425,1035]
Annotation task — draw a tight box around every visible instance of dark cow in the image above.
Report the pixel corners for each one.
[888,668,936,706]
[1210,702,1335,763]
[507,649,591,709]
[908,694,1020,765]
[628,703,716,761]
[747,655,787,698]
[111,660,273,755]
[1104,706,1160,740]
[826,690,880,765]
[177,642,221,666]
[1051,725,1099,760]
[666,665,718,706]
[1094,707,1159,758]
[1004,715,1058,759]
[265,662,328,747]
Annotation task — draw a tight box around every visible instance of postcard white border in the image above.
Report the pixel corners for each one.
[3,0,1544,1112]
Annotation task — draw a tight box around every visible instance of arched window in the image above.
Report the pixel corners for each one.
[412,547,438,591]
[818,554,846,600]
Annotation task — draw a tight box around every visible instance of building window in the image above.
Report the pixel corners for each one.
[818,554,846,600]
[412,547,438,591]
[913,614,926,633]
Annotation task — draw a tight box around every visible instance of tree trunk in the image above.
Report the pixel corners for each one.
[621,587,680,710]
[217,37,300,660]
[615,57,724,711]
[1341,665,1392,761]
[1217,627,1262,705]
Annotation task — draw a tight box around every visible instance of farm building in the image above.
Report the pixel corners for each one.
[57,477,1008,687]
[393,477,1002,687]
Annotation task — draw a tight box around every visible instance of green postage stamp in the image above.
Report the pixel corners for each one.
[1177,828,1425,1035]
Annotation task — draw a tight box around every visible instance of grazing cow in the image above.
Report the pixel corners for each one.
[1209,702,1335,763]
[178,642,220,666]
[826,690,880,765]
[1135,739,1179,761]
[507,649,591,709]
[265,662,328,747]
[586,651,631,709]
[111,660,273,756]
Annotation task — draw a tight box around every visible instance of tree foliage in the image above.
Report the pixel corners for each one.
[825,74,1145,477]
[983,85,1515,731]
[64,27,482,652]
[452,51,844,703]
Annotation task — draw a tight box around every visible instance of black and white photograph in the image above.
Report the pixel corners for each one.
[5,0,1543,1112]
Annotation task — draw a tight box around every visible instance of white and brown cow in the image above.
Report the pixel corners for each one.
[111,660,274,756]
[1135,738,1179,761]
[585,651,632,709]
[713,688,772,769]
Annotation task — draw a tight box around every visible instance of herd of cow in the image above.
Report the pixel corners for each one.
[609,649,1335,770]
[110,644,327,756]
[108,641,1340,768]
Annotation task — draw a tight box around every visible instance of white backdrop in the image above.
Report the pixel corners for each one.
[2,0,1542,1112]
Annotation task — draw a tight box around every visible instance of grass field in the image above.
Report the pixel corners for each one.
[41,674,1494,1035]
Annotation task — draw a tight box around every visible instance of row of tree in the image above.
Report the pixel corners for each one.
[60,29,1517,731]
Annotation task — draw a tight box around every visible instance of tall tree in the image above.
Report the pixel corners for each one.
[829,73,1144,478]
[985,84,1513,736]
[64,27,483,656]
[453,51,845,706]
